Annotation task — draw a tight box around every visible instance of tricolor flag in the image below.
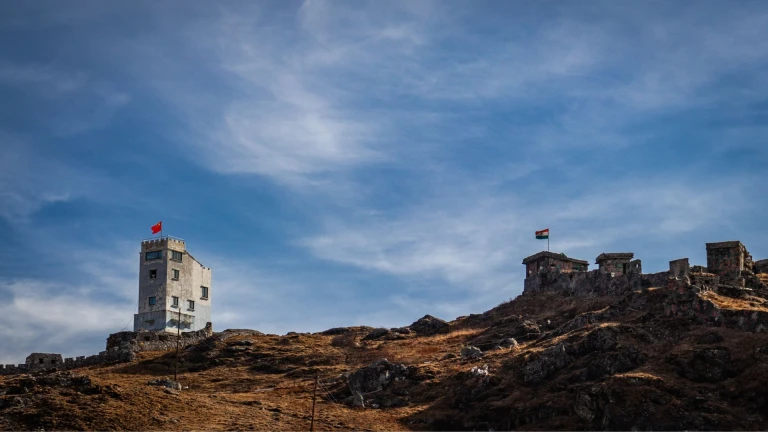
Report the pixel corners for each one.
[151,221,162,235]
[535,228,549,240]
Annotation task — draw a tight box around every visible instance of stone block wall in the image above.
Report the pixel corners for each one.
[669,258,690,279]
[25,353,63,372]
[664,278,767,333]
[0,322,213,377]
[523,268,669,297]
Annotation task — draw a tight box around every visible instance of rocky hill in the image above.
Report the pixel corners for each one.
[1,285,768,431]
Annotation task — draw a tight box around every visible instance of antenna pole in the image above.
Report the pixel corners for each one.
[310,374,318,432]
[174,307,181,381]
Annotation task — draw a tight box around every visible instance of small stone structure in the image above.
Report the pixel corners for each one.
[669,258,690,280]
[706,241,753,287]
[596,253,636,276]
[523,251,589,278]
[25,353,63,372]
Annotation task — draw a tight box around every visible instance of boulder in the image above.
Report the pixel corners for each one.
[510,320,542,341]
[148,378,182,391]
[348,359,410,394]
[362,328,391,341]
[675,347,737,382]
[408,315,450,335]
[497,338,519,349]
[521,343,572,384]
[470,364,489,377]
[460,346,483,360]
[696,332,724,345]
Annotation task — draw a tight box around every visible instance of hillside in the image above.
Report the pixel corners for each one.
[2,287,768,431]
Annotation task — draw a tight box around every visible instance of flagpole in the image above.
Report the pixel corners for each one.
[548,230,550,252]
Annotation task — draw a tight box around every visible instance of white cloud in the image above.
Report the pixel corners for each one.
[302,177,750,293]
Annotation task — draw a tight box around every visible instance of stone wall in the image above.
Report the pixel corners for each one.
[669,258,690,279]
[0,322,213,376]
[664,278,767,333]
[523,268,669,297]
[25,353,63,372]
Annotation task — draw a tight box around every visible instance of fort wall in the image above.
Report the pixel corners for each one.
[0,322,213,376]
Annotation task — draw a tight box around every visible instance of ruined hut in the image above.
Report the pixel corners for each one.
[522,251,589,278]
[25,353,63,372]
[706,241,753,286]
[595,253,637,276]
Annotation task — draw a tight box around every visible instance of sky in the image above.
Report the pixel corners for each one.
[1,0,767,363]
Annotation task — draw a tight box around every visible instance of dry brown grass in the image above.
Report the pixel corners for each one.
[701,290,768,312]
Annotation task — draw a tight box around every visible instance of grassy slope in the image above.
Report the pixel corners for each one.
[1,288,768,431]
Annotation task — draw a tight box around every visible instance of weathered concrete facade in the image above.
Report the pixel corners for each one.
[135,237,212,332]
[596,253,635,276]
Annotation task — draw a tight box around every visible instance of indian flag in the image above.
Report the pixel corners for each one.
[535,228,549,240]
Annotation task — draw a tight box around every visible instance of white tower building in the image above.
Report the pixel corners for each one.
[134,237,212,332]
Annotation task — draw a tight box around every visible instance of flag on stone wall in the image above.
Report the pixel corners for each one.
[535,228,549,240]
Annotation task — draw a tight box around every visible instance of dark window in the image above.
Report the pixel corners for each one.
[149,296,156,306]
[201,286,209,299]
[172,296,179,307]
[149,269,157,279]
[172,269,180,280]
[145,251,162,260]
[188,300,195,311]
[171,250,183,261]
[39,358,44,364]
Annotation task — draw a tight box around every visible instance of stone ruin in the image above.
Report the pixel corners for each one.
[522,240,768,299]
[0,322,213,376]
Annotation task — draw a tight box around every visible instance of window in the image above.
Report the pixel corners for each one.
[188,300,195,311]
[149,269,157,279]
[39,358,44,364]
[172,296,179,307]
[171,250,183,261]
[145,251,162,260]
[201,286,209,299]
[149,296,156,306]
[172,269,180,280]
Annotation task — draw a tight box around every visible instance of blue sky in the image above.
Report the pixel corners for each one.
[1,0,767,363]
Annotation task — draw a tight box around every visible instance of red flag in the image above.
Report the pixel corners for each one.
[151,221,162,234]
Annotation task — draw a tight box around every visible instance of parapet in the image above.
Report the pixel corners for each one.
[595,253,634,263]
[705,241,744,250]
[141,236,186,252]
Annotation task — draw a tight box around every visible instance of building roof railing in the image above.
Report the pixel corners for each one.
[141,235,185,243]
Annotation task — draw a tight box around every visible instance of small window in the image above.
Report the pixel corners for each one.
[172,269,180,280]
[149,296,156,306]
[149,269,157,279]
[188,300,195,311]
[201,286,209,299]
[145,319,155,325]
[171,250,183,261]
[145,251,162,260]
[172,296,179,307]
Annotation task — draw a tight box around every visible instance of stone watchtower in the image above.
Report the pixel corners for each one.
[134,237,212,332]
